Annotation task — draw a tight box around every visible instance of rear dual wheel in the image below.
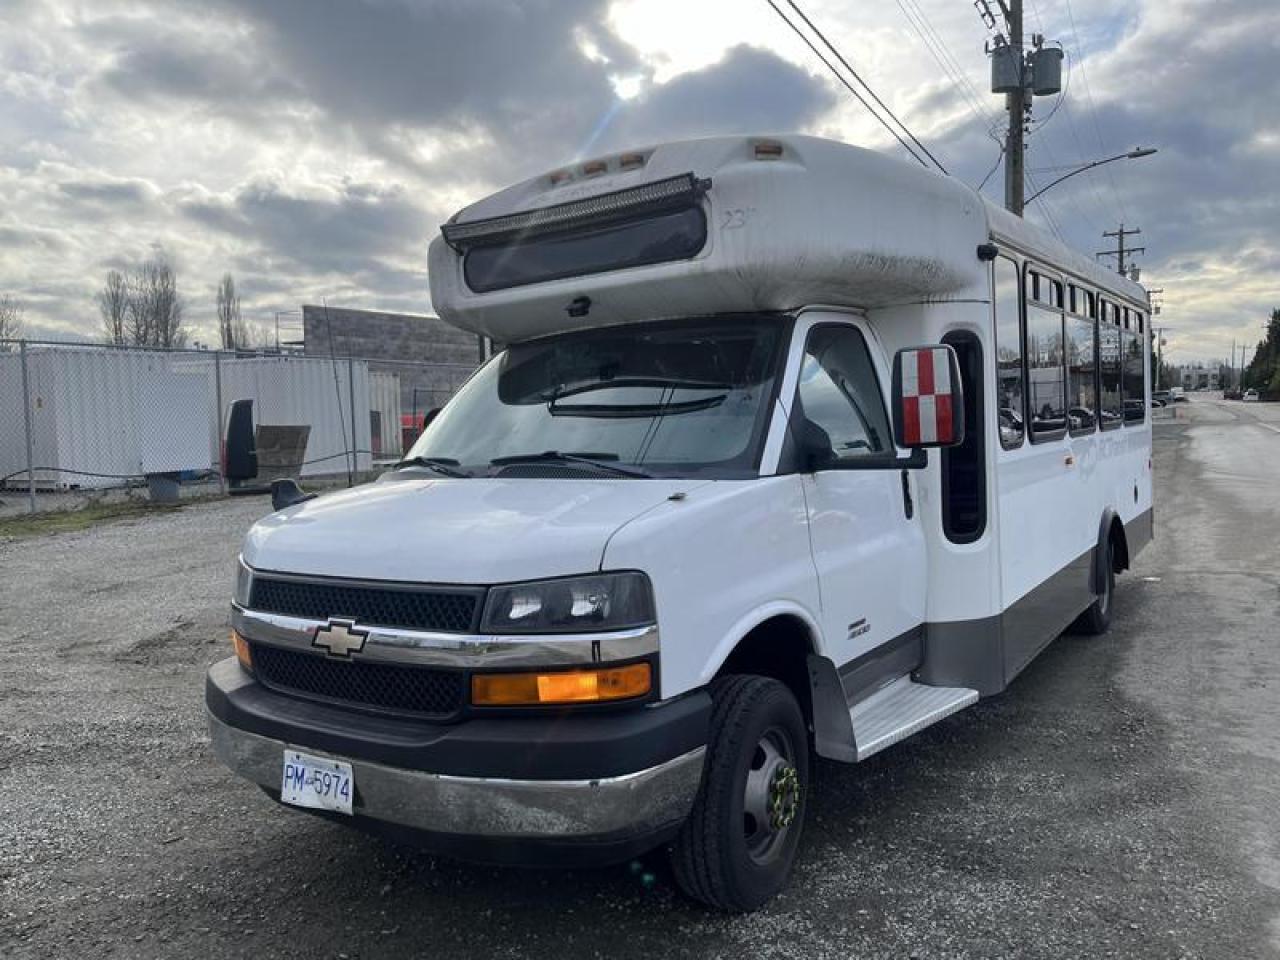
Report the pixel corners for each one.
[670,675,809,912]
[1073,538,1115,635]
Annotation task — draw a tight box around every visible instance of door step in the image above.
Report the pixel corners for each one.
[850,676,978,761]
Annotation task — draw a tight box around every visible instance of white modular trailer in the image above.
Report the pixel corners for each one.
[428,133,1153,698]
[368,371,403,460]
[0,347,380,489]
[214,356,375,477]
[0,347,211,490]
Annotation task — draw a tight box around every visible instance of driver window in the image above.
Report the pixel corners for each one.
[796,326,892,460]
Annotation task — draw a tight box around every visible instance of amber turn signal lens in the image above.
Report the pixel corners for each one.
[231,629,252,670]
[472,663,651,706]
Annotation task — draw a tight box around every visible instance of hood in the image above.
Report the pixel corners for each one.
[242,476,697,585]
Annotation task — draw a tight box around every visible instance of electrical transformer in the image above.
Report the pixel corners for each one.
[990,43,1022,93]
[1030,46,1063,95]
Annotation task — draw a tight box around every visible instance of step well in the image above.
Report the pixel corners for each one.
[850,676,978,761]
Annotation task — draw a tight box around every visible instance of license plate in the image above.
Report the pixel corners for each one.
[281,750,354,815]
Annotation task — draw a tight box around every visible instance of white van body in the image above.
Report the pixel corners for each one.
[209,135,1152,911]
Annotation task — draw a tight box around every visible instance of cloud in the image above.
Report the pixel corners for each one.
[599,44,838,150]
[0,0,1275,363]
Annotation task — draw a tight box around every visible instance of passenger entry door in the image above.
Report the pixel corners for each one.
[790,319,927,675]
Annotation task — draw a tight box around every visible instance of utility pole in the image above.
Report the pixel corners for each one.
[980,0,1061,216]
[1004,0,1024,215]
[1097,223,1145,274]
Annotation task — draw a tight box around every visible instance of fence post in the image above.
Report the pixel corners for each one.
[346,357,357,486]
[214,350,226,495]
[19,340,36,514]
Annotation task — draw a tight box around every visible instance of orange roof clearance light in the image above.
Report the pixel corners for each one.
[753,140,784,160]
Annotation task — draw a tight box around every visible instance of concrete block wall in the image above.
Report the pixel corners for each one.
[302,305,482,412]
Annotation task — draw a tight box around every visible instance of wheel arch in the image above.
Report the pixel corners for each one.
[703,606,855,762]
[1094,507,1130,594]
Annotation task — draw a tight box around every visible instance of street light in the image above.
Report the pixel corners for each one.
[1025,147,1157,204]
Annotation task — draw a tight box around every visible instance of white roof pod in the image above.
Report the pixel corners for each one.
[427,134,1145,343]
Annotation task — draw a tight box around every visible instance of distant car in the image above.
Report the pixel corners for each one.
[1244,388,1259,402]
[1153,390,1171,404]
[1169,387,1188,402]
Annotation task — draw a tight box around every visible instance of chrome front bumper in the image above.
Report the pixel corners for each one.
[208,710,705,841]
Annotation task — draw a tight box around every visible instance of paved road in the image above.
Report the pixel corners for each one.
[3,396,1278,959]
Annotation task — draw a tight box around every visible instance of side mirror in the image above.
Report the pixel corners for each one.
[271,478,317,512]
[891,345,965,449]
[423,407,442,430]
[797,418,836,472]
[223,398,258,483]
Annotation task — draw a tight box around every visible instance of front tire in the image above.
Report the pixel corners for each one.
[1073,538,1115,635]
[670,675,809,912]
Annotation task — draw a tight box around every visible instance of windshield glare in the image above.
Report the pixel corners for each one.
[407,316,789,478]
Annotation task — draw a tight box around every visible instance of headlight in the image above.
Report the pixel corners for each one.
[233,557,254,608]
[481,572,655,634]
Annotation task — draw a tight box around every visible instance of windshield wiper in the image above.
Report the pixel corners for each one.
[392,455,470,478]
[489,451,652,478]
[549,395,726,418]
[544,378,733,402]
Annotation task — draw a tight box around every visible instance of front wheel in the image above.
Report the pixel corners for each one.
[670,675,809,912]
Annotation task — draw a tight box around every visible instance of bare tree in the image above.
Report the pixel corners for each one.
[0,295,23,347]
[127,254,186,348]
[216,272,252,349]
[96,270,129,344]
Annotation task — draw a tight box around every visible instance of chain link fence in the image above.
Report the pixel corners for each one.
[0,339,478,517]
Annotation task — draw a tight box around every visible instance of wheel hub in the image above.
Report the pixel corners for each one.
[768,764,800,830]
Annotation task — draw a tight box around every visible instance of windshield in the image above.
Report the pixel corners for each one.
[406,315,789,478]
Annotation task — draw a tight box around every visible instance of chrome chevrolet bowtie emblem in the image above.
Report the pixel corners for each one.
[312,619,369,658]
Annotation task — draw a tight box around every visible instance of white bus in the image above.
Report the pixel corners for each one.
[208,135,1152,911]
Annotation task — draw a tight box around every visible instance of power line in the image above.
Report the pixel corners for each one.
[978,140,1006,191]
[764,0,926,167]
[894,0,998,132]
[769,0,948,174]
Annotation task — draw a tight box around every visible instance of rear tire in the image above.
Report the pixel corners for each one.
[1073,538,1115,635]
[670,675,809,912]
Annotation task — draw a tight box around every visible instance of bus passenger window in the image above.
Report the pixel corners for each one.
[941,331,985,542]
[1066,313,1097,434]
[1027,304,1066,438]
[993,257,1024,449]
[795,326,892,461]
[1099,305,1123,428]
[1122,328,1145,423]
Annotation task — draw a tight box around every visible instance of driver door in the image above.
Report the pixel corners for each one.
[791,318,927,676]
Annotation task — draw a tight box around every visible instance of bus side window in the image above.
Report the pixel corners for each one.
[1066,292,1097,435]
[1025,265,1066,440]
[1098,300,1123,428]
[1122,311,1146,423]
[795,325,893,462]
[993,256,1024,449]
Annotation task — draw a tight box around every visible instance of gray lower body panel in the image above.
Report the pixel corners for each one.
[918,507,1153,696]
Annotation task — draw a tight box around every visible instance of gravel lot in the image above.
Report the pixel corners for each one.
[3,397,1278,959]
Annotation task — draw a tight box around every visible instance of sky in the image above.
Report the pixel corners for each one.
[1,0,1276,363]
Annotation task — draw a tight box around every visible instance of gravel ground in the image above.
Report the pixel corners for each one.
[2,397,1278,959]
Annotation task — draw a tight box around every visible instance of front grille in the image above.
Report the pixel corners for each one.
[249,576,482,633]
[251,643,465,718]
